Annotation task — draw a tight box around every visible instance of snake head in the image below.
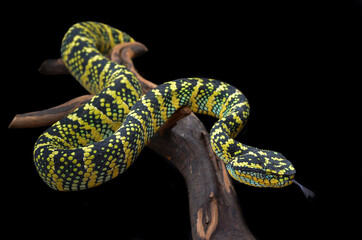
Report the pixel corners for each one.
[226,147,296,188]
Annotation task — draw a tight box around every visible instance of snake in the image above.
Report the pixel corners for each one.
[33,21,314,197]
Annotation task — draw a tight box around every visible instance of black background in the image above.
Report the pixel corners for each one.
[3,1,360,239]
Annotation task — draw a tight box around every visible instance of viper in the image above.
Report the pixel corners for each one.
[33,21,314,198]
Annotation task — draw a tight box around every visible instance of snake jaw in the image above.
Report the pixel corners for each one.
[226,165,295,188]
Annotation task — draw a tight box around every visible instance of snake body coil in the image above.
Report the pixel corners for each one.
[34,22,298,192]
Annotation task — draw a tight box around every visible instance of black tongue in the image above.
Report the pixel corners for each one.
[292,180,315,199]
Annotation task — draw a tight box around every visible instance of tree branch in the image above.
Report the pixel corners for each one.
[109,41,157,93]
[113,42,255,240]
[38,58,69,75]
[8,95,94,128]
[9,42,256,240]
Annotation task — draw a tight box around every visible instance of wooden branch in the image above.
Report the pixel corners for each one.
[157,106,192,136]
[148,116,255,240]
[38,58,69,75]
[109,41,157,94]
[8,95,93,128]
[112,42,255,240]
[10,42,256,239]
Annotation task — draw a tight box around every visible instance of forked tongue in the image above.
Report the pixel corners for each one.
[292,180,315,199]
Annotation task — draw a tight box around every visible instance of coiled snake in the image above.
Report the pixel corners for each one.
[33,22,313,197]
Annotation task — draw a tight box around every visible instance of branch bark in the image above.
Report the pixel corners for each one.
[9,42,255,240]
[148,116,255,240]
[8,95,94,128]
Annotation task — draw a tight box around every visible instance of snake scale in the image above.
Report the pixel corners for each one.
[33,22,313,197]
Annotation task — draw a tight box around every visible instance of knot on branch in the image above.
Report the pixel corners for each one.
[196,191,219,240]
